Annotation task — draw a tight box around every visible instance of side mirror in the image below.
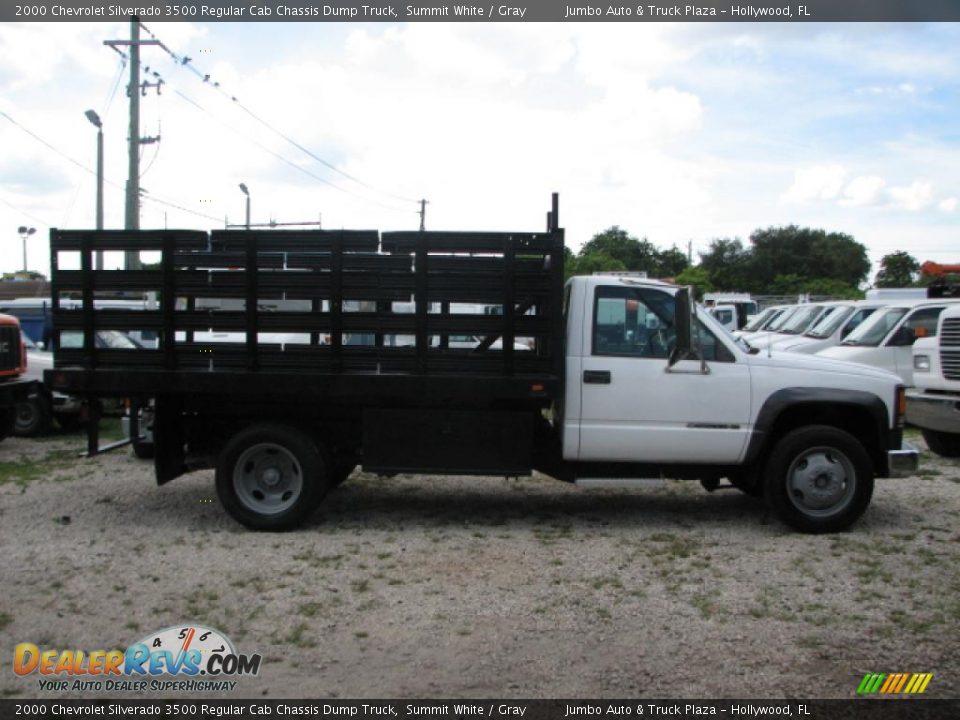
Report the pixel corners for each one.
[668,287,698,368]
[888,326,917,347]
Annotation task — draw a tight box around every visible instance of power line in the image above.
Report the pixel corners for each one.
[171,88,405,212]
[113,41,407,213]
[138,20,420,206]
[0,110,221,224]
[0,195,53,227]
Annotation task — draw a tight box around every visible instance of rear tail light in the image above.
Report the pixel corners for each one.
[896,387,907,427]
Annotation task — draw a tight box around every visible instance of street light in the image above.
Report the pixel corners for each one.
[238,183,250,230]
[17,226,36,273]
[85,109,104,270]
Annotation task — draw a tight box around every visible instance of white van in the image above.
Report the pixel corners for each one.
[817,299,960,385]
[736,304,798,344]
[766,301,887,354]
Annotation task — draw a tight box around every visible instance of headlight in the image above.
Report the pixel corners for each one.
[914,355,931,372]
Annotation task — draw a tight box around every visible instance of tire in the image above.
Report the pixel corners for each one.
[763,425,874,534]
[216,423,329,531]
[920,428,960,458]
[14,393,51,437]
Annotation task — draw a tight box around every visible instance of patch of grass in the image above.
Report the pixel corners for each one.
[0,611,12,631]
[299,602,322,618]
[748,587,795,622]
[285,623,314,648]
[646,532,701,560]
[351,579,370,593]
[590,576,624,591]
[354,631,368,639]
[856,559,894,585]
[1,688,23,698]
[690,592,721,620]
[0,450,77,488]
[184,588,219,621]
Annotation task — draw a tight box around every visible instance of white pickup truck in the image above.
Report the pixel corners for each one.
[49,206,919,534]
[907,304,960,457]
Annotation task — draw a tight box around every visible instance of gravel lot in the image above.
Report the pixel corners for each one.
[1,428,958,700]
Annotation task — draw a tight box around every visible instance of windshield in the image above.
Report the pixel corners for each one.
[765,306,800,332]
[805,306,853,338]
[841,307,909,346]
[743,308,775,332]
[779,305,824,334]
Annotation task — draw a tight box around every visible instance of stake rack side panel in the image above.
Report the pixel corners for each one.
[48,225,564,380]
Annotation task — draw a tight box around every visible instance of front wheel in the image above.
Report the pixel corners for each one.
[763,425,874,534]
[15,393,51,437]
[921,428,960,458]
[216,424,329,531]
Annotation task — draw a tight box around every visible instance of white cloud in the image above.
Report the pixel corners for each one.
[887,181,933,211]
[781,165,846,205]
[840,175,886,207]
[2,21,960,281]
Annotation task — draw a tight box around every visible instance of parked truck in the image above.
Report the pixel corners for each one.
[907,304,960,457]
[45,196,917,533]
[0,312,38,441]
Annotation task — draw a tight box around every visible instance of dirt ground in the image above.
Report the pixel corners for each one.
[1,428,958,700]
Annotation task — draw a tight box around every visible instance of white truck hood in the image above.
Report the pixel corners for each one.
[748,348,902,384]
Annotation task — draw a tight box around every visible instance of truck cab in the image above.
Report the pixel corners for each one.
[0,312,35,441]
[906,304,960,457]
[817,299,960,385]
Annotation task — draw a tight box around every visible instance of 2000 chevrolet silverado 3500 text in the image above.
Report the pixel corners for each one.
[45,196,917,533]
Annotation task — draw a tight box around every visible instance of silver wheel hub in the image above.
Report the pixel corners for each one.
[233,443,303,516]
[787,446,855,517]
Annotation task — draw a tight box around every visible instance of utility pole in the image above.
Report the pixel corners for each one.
[105,18,160,269]
[687,240,693,265]
[418,199,429,231]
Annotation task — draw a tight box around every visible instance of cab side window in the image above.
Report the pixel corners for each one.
[888,306,945,346]
[900,307,945,342]
[592,287,733,362]
[594,288,674,359]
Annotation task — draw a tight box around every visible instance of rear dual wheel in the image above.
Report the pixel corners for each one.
[216,424,330,531]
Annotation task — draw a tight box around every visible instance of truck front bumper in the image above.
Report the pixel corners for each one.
[887,441,920,478]
[906,389,960,434]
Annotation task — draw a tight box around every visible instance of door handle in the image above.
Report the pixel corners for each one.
[583,370,611,384]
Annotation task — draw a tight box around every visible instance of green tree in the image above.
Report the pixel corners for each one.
[674,265,714,300]
[698,238,753,291]
[579,226,660,274]
[655,245,690,277]
[568,252,626,279]
[749,225,869,290]
[801,278,863,300]
[875,251,920,287]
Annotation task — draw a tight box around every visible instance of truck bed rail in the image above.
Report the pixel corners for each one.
[49,196,564,382]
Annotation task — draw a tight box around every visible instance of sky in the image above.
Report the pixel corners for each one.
[0,20,957,283]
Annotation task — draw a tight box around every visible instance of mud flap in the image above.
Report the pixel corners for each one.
[154,395,187,485]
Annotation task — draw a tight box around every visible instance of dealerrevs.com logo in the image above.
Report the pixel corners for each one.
[13,624,261,693]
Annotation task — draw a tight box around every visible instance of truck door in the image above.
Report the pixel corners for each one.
[578,285,752,464]
[888,305,947,386]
